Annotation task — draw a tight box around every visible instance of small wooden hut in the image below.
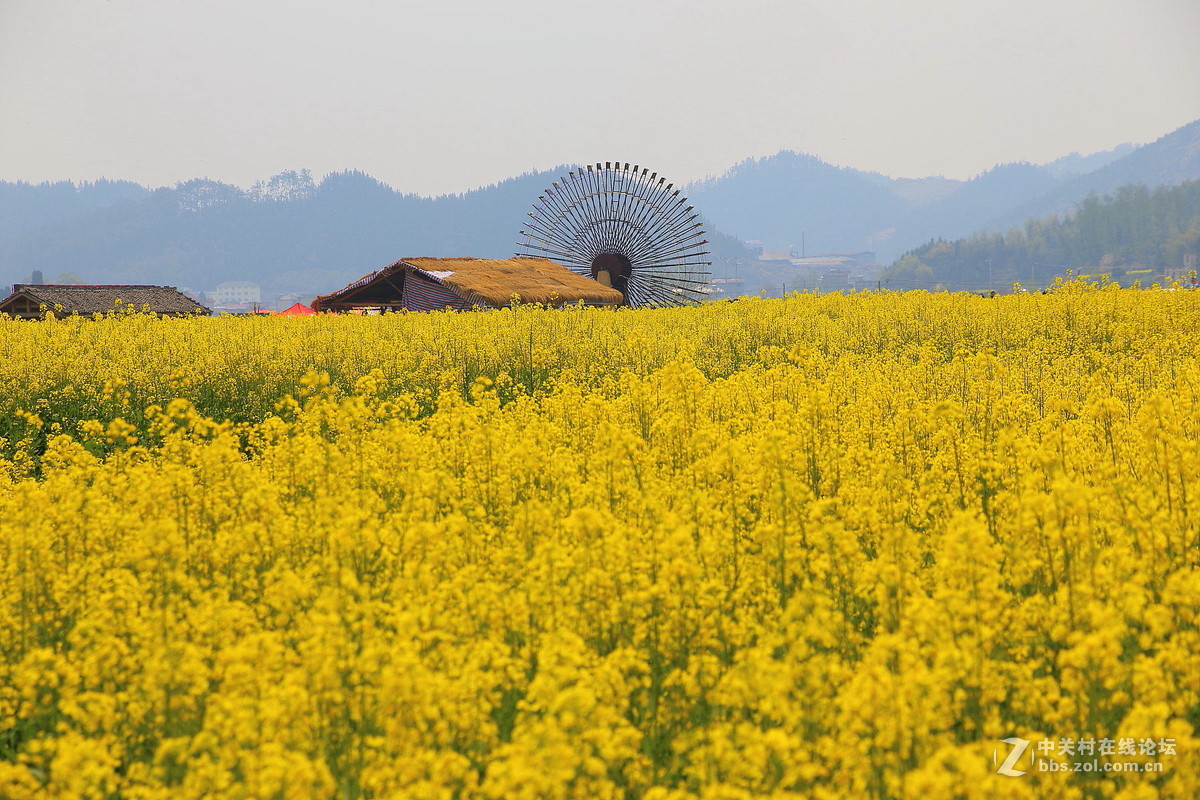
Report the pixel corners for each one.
[311,257,623,313]
[0,284,209,319]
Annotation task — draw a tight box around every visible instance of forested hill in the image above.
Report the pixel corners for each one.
[884,180,1200,290]
[0,169,756,298]
[0,179,150,240]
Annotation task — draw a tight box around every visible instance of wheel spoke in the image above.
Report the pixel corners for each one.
[516,164,711,307]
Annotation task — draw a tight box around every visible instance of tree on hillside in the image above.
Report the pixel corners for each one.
[175,179,245,212]
[251,170,315,203]
[885,179,1200,289]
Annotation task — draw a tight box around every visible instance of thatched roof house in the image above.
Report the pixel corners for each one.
[0,284,209,319]
[311,257,624,313]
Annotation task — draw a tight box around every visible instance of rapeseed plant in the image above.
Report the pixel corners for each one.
[0,283,1197,798]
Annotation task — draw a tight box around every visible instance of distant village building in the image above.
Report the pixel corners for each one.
[758,251,876,269]
[214,281,261,306]
[312,257,623,312]
[1162,265,1200,287]
[818,268,853,292]
[792,252,876,269]
[748,250,877,293]
[0,284,209,319]
[274,292,306,311]
[704,278,746,298]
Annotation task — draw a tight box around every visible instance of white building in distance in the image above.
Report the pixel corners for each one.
[214,281,261,306]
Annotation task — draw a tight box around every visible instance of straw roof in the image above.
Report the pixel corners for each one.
[0,284,209,319]
[312,257,623,311]
[408,257,622,307]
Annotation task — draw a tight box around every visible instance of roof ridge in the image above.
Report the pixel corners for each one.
[2,283,209,318]
[15,283,182,290]
[313,256,621,311]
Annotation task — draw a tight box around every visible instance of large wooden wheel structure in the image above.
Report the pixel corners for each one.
[516,162,711,306]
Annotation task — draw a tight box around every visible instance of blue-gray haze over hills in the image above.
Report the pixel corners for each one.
[1,120,1197,300]
[691,121,1198,262]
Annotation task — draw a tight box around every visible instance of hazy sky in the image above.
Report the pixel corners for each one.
[2,0,1198,196]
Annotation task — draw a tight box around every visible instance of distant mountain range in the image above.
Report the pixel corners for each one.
[2,119,1198,300]
[0,168,757,300]
[690,120,1200,261]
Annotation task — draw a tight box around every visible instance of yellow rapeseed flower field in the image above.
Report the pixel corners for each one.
[1,282,1198,799]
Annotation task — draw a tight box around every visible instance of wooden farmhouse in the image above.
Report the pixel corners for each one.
[311,257,624,313]
[0,284,209,319]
